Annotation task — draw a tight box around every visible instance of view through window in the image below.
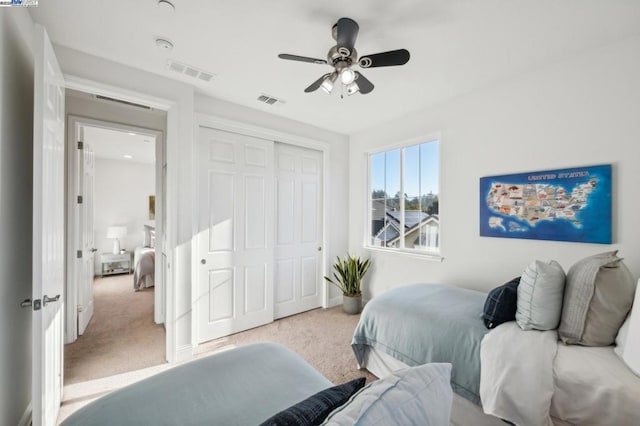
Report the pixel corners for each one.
[369,140,439,253]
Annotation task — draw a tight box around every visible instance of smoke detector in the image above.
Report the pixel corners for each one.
[155,37,174,51]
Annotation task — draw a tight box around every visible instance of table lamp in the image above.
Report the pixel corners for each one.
[106,226,127,254]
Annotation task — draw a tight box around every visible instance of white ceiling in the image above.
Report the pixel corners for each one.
[30,1,640,135]
[84,126,156,164]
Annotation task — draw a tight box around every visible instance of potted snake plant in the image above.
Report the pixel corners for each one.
[324,254,371,314]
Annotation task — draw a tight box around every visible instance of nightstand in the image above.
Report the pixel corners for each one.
[100,252,132,276]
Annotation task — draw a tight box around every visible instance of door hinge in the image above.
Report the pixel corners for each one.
[76,250,82,259]
[77,141,84,150]
[77,195,83,204]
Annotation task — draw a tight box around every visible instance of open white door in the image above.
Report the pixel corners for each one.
[32,25,65,426]
[77,129,96,335]
[196,126,274,343]
[274,143,324,319]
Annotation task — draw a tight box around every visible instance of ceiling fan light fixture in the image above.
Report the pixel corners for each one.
[340,67,356,85]
[346,81,360,96]
[320,72,338,94]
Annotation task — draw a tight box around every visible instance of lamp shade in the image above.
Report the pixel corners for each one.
[106,226,127,239]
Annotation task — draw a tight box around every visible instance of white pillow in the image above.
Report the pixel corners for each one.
[615,279,640,376]
[323,363,452,426]
[516,260,566,331]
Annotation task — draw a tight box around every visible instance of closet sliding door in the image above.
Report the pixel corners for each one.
[196,126,274,343]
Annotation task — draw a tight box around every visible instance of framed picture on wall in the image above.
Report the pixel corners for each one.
[149,195,155,220]
[479,164,612,244]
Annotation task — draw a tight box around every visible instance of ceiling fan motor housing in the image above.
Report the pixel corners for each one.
[327,46,357,64]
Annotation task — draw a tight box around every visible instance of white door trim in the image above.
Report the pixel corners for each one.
[193,113,332,346]
[65,115,165,343]
[61,75,179,363]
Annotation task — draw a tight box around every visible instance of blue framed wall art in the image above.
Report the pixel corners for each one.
[479,164,612,244]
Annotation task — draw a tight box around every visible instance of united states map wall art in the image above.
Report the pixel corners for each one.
[479,164,612,244]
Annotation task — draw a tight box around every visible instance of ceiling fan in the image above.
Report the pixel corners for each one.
[278,17,410,96]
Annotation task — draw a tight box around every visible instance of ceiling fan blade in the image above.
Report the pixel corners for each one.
[304,74,331,93]
[355,72,374,94]
[278,54,327,65]
[359,49,410,68]
[336,17,359,56]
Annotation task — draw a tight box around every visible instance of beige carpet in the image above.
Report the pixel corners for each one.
[59,299,374,423]
[196,306,376,385]
[64,274,165,385]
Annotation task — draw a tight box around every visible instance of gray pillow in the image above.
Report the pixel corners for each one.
[323,363,452,426]
[559,251,636,346]
[516,260,566,331]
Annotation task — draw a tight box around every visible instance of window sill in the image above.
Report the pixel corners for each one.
[363,246,444,262]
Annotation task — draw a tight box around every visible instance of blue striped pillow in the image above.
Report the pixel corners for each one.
[259,377,366,426]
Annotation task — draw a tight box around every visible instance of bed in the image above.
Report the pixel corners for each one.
[61,342,454,425]
[133,225,155,291]
[133,246,154,290]
[353,283,640,425]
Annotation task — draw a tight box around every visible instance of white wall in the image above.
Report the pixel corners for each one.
[93,158,155,271]
[0,9,35,426]
[194,95,350,304]
[349,35,640,298]
[66,92,167,133]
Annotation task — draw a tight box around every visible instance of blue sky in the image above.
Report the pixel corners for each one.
[371,141,439,199]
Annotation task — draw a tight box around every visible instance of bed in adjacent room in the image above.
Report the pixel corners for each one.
[133,225,155,291]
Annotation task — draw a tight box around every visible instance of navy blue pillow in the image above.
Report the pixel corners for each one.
[259,377,366,426]
[483,277,520,329]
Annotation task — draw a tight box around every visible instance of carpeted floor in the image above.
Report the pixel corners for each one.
[196,305,376,385]
[60,280,374,423]
[64,274,165,385]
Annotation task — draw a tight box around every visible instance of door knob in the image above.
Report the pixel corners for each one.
[20,298,32,308]
[91,248,98,252]
[43,294,60,306]
[201,259,207,265]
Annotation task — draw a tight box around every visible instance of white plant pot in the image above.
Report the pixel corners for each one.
[343,294,362,315]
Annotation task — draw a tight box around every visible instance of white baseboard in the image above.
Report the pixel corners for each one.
[175,344,193,363]
[328,296,342,308]
[18,401,31,426]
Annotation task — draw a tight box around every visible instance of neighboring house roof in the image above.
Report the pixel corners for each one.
[374,210,439,243]
[386,210,430,230]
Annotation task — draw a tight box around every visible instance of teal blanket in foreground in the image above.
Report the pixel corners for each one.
[352,284,489,405]
[63,343,332,426]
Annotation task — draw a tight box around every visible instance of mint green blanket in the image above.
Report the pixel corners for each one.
[352,284,489,404]
[63,343,332,425]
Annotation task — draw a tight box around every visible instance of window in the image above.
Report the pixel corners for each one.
[368,139,440,254]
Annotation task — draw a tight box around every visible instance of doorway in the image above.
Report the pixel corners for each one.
[64,90,167,384]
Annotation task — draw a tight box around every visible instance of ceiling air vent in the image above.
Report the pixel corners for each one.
[257,94,284,106]
[167,60,215,83]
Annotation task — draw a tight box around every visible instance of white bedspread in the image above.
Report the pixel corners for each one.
[480,322,640,425]
[480,322,557,426]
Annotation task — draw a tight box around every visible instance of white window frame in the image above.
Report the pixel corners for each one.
[364,134,443,261]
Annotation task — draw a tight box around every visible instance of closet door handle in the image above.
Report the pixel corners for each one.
[43,294,61,306]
